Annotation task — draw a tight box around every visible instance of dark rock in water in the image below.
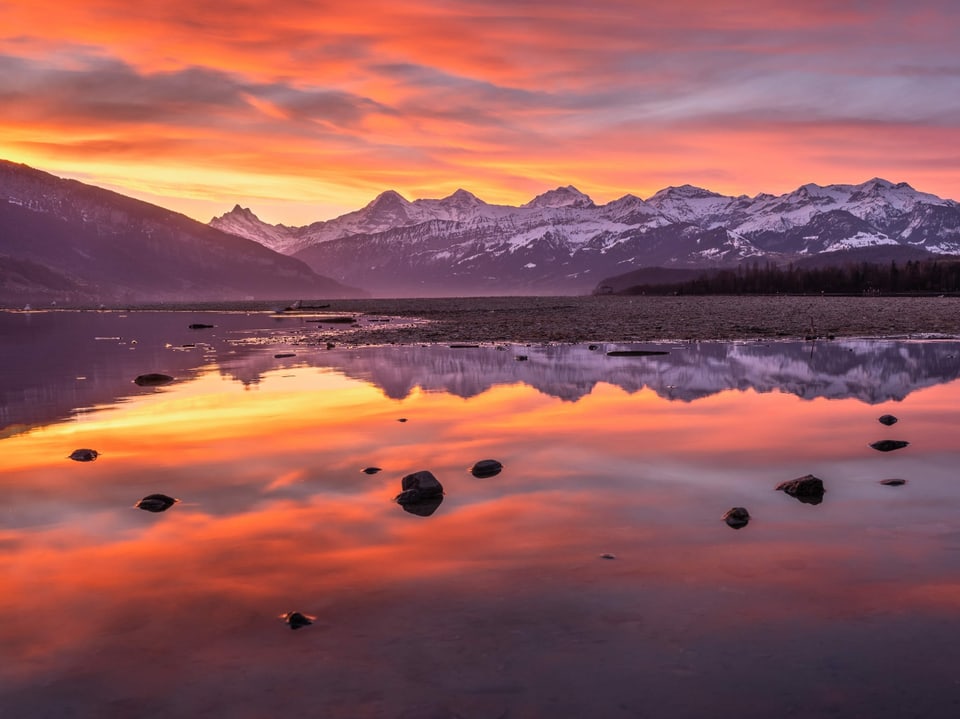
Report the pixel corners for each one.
[588,345,599,351]
[188,323,214,329]
[362,466,382,475]
[401,495,443,516]
[274,352,296,358]
[879,478,907,486]
[310,315,356,324]
[606,350,670,357]
[134,373,174,387]
[776,474,825,504]
[599,553,616,560]
[878,414,898,426]
[515,355,528,361]
[871,440,909,452]
[471,459,503,478]
[135,493,178,512]
[282,611,314,630]
[325,342,336,350]
[450,344,480,349]
[395,470,444,506]
[722,507,751,529]
[397,418,408,423]
[68,448,99,462]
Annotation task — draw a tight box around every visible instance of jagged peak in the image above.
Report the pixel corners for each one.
[365,189,410,209]
[522,185,595,209]
[441,188,485,204]
[648,184,723,201]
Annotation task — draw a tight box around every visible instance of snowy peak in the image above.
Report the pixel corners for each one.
[209,205,297,252]
[648,184,724,202]
[523,185,595,209]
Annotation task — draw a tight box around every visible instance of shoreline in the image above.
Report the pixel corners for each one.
[6,295,960,346]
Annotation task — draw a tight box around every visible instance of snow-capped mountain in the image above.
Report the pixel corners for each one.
[211,177,959,296]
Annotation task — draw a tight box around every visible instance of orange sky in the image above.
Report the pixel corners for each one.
[1,0,958,224]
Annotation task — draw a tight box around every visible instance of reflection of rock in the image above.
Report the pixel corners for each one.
[879,478,907,486]
[135,493,178,512]
[134,373,174,387]
[722,507,751,529]
[401,495,443,517]
[776,475,825,504]
[68,448,98,462]
[471,459,503,478]
[870,440,909,452]
[878,414,898,426]
[395,470,444,506]
[282,611,314,630]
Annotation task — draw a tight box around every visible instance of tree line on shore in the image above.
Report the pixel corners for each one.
[617,258,960,296]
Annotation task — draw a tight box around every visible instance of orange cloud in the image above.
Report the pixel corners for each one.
[0,1,958,224]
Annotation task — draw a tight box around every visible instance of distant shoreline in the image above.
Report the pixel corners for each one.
[6,295,960,346]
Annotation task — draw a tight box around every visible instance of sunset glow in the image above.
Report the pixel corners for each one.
[1,0,958,224]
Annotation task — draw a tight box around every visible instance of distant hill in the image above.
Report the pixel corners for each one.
[0,160,363,306]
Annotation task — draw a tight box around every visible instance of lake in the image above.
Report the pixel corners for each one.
[3,310,960,718]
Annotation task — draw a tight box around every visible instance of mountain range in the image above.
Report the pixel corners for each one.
[3,157,960,303]
[0,160,361,305]
[212,178,960,296]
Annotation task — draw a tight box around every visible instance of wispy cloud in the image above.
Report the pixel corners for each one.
[1,0,957,223]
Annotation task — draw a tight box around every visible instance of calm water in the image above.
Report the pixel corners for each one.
[3,311,960,718]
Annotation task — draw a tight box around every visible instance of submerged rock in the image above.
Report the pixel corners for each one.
[722,507,751,529]
[395,470,444,506]
[68,448,99,462]
[135,493,179,512]
[878,414,898,426]
[188,323,214,329]
[282,611,314,630]
[274,352,296,358]
[776,474,825,504]
[361,467,382,475]
[870,440,910,452]
[606,350,670,357]
[599,553,617,560]
[134,373,174,387]
[515,355,528,361]
[879,478,907,486]
[470,459,503,478]
[401,495,443,517]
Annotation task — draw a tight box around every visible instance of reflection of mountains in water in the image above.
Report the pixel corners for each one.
[308,340,960,404]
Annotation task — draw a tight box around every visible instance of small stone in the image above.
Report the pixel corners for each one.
[600,553,617,560]
[776,474,825,505]
[134,373,174,387]
[325,342,335,350]
[470,459,503,478]
[274,353,296,358]
[68,448,99,462]
[515,355,528,362]
[879,478,907,486]
[135,494,178,512]
[188,323,214,329]
[878,414,898,426]
[588,345,599,351]
[397,418,408,423]
[870,440,909,452]
[395,470,444,505]
[361,467,382,475]
[282,611,314,630]
[722,507,751,529]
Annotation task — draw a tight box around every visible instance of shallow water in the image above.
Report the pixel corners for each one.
[3,311,960,718]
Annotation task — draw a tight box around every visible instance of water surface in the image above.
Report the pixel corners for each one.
[3,311,960,718]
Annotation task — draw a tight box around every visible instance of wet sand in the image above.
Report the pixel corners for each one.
[298,295,960,345]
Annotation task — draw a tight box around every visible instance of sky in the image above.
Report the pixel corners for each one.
[1,0,959,225]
